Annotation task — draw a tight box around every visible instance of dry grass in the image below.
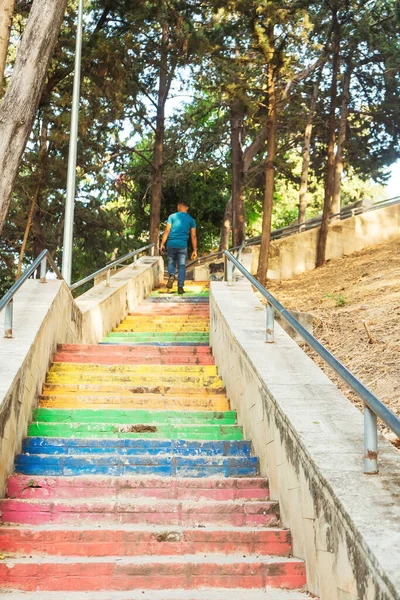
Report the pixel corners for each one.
[265,237,400,442]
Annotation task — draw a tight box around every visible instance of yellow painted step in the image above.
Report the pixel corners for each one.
[113,323,210,333]
[42,383,226,395]
[46,373,224,388]
[49,364,218,375]
[39,395,230,411]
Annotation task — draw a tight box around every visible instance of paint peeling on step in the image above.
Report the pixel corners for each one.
[116,425,158,433]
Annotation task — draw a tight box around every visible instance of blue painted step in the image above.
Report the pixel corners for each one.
[15,453,259,477]
[146,297,209,303]
[22,438,252,457]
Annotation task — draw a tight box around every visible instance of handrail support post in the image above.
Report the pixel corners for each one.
[106,269,111,287]
[150,246,154,257]
[133,255,138,269]
[266,303,274,343]
[4,300,13,338]
[364,405,378,474]
[227,259,233,286]
[40,257,47,283]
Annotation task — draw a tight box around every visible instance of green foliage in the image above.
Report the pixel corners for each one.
[1,0,398,296]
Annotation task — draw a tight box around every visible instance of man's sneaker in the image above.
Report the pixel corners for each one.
[178,287,185,295]
[166,275,175,290]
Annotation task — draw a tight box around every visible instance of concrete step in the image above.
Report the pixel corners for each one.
[21,438,252,457]
[6,476,270,501]
[57,344,212,354]
[14,452,257,477]
[53,353,216,365]
[45,372,221,386]
[122,316,210,322]
[99,341,211,347]
[39,394,230,411]
[31,408,236,424]
[0,525,292,557]
[0,589,312,600]
[0,555,304,592]
[129,306,210,315]
[49,364,218,375]
[114,326,210,332]
[102,335,210,344]
[26,422,243,441]
[42,383,226,395]
[1,497,278,527]
[146,297,209,304]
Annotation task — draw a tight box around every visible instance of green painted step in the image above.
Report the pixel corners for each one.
[105,332,210,339]
[32,408,237,424]
[150,291,210,297]
[27,422,243,440]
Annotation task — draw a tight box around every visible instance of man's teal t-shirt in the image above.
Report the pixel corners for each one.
[167,212,196,249]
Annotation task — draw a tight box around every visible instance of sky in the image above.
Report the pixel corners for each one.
[386,161,400,198]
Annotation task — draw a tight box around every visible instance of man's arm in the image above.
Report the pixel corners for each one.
[160,223,171,254]
[190,227,197,260]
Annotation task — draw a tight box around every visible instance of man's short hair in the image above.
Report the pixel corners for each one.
[177,200,189,207]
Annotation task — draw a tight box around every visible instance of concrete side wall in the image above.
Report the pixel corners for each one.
[0,257,163,495]
[210,281,400,600]
[251,203,400,279]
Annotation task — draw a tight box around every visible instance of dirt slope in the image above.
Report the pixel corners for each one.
[267,237,400,442]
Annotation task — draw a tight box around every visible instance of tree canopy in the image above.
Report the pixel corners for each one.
[0,0,398,293]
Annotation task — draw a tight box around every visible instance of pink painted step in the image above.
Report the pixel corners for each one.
[1,497,279,527]
[0,591,313,600]
[54,352,214,365]
[0,555,306,591]
[7,476,270,501]
[0,526,292,557]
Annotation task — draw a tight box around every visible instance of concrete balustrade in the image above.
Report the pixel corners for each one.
[210,280,400,600]
[251,202,400,280]
[0,257,163,496]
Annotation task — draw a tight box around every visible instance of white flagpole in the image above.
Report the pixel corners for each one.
[62,0,84,285]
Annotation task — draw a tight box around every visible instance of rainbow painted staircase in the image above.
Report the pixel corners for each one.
[0,282,309,598]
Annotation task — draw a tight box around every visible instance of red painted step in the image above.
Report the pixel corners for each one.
[0,526,292,557]
[0,592,313,600]
[1,498,279,527]
[0,555,306,591]
[54,352,215,365]
[7,476,270,501]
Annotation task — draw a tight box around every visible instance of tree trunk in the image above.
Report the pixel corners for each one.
[331,58,353,216]
[316,11,340,268]
[219,125,268,250]
[231,97,245,247]
[16,113,49,278]
[257,33,277,286]
[298,74,321,224]
[149,20,169,253]
[0,0,15,95]
[0,0,68,234]
[219,195,232,251]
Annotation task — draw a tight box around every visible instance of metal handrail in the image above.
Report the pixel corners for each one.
[69,243,155,291]
[0,249,63,338]
[224,250,400,475]
[187,195,400,270]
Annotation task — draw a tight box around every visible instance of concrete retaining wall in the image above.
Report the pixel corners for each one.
[210,280,400,600]
[0,257,163,496]
[251,203,400,279]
